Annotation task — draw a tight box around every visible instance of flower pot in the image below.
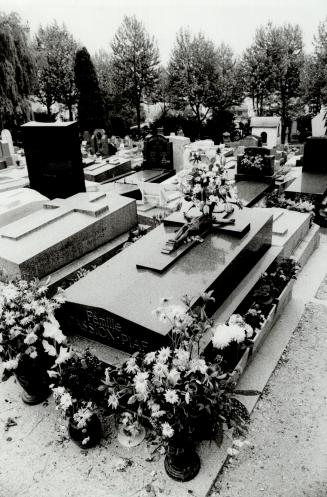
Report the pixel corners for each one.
[164,435,200,482]
[68,413,102,448]
[15,358,51,405]
[117,423,146,447]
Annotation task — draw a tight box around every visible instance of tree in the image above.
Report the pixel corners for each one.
[34,22,78,119]
[213,43,244,112]
[74,47,105,132]
[111,15,160,131]
[168,30,218,136]
[301,19,327,115]
[242,22,304,142]
[0,12,36,130]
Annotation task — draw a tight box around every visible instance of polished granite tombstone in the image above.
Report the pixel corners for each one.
[59,208,273,354]
[84,158,132,182]
[21,121,86,199]
[0,192,137,280]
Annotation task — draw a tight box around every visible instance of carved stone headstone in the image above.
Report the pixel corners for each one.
[1,129,14,156]
[236,146,275,183]
[143,133,173,170]
[0,129,15,166]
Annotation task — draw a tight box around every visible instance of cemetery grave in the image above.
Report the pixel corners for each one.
[0,122,323,496]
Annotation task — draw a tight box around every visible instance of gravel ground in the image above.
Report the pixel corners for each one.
[209,301,327,497]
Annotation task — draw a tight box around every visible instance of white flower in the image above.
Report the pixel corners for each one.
[149,402,160,413]
[212,324,233,349]
[34,304,46,316]
[164,389,179,404]
[108,393,119,409]
[4,311,15,326]
[144,351,157,365]
[161,422,174,438]
[43,317,66,344]
[185,391,190,404]
[133,371,149,399]
[55,347,72,365]
[58,392,73,411]
[42,340,57,356]
[1,284,18,302]
[167,368,181,386]
[30,350,38,359]
[173,349,190,369]
[157,347,171,363]
[24,332,38,345]
[0,333,3,344]
[153,362,168,379]
[151,409,166,419]
[20,316,33,326]
[189,358,207,375]
[125,357,139,374]
[3,357,19,370]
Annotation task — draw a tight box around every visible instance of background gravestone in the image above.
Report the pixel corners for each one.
[21,121,86,199]
[302,137,327,173]
[236,146,275,183]
[143,133,173,170]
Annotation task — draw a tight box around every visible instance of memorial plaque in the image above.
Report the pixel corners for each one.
[21,121,86,199]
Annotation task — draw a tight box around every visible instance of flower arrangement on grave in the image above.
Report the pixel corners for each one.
[50,350,106,448]
[239,153,266,174]
[178,159,242,220]
[100,293,249,480]
[265,192,315,220]
[0,277,66,404]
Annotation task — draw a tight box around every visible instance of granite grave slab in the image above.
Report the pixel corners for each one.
[0,192,137,280]
[59,208,273,354]
[84,158,132,182]
[0,188,48,227]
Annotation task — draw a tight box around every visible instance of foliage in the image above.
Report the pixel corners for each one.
[111,15,160,131]
[74,47,105,132]
[212,43,244,112]
[241,22,304,141]
[33,21,78,119]
[0,278,66,376]
[265,191,315,217]
[100,294,249,443]
[0,11,36,130]
[168,29,218,135]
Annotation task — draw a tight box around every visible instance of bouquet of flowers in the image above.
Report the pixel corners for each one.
[179,160,241,219]
[50,350,106,447]
[0,278,66,376]
[240,153,266,174]
[100,294,249,444]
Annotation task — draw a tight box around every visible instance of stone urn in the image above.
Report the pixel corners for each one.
[164,434,200,482]
[68,413,102,448]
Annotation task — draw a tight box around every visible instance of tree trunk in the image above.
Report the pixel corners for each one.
[196,106,202,139]
[136,101,141,132]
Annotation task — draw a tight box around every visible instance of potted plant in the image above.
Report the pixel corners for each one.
[50,350,106,448]
[100,294,250,482]
[0,278,66,404]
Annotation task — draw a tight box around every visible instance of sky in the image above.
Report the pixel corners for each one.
[2,0,327,63]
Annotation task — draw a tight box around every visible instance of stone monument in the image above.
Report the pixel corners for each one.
[0,192,137,280]
[21,121,86,199]
[58,208,273,354]
[236,146,275,183]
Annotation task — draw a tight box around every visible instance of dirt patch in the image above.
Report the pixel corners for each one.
[209,301,327,497]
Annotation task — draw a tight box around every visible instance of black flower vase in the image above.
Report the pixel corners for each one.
[68,413,102,449]
[15,358,51,405]
[164,435,200,482]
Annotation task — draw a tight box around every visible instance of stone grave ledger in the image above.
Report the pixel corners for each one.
[21,121,86,199]
[59,208,273,354]
[0,192,137,280]
[84,158,132,183]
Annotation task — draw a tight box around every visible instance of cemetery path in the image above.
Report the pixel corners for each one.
[210,299,327,497]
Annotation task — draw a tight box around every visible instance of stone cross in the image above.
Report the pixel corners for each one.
[0,192,109,241]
